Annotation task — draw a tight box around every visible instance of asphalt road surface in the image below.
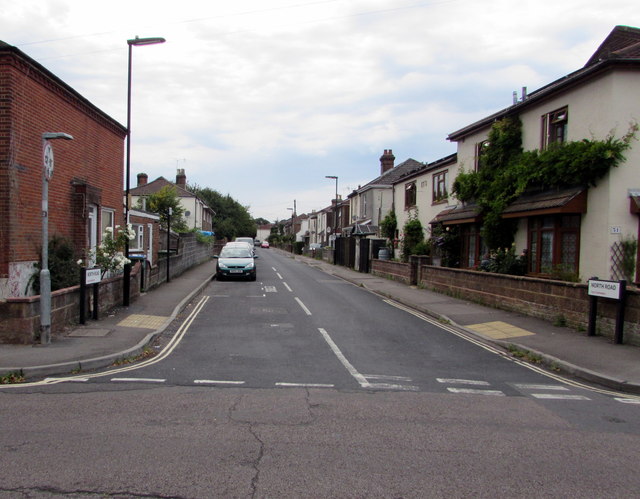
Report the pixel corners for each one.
[1,248,639,498]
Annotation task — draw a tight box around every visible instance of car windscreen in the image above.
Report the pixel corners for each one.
[220,248,252,258]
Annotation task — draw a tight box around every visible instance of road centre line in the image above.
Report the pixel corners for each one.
[318,328,370,388]
[283,282,293,292]
[276,272,283,279]
[295,297,312,315]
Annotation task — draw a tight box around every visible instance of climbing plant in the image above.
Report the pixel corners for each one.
[452,118,637,250]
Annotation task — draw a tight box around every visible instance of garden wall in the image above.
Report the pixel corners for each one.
[0,233,213,344]
[370,259,640,345]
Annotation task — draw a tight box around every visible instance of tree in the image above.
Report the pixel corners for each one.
[188,185,255,241]
[143,186,188,232]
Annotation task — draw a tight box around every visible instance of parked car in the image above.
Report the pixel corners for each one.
[225,241,255,255]
[261,241,270,248]
[234,237,254,246]
[214,245,258,281]
[309,243,322,254]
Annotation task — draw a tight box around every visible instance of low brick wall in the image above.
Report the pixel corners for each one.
[371,259,412,285]
[0,265,139,344]
[370,259,640,345]
[0,234,213,344]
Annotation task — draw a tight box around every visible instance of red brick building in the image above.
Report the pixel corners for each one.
[0,41,127,300]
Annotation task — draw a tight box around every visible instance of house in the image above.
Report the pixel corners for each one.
[433,25,640,284]
[0,41,127,301]
[129,169,214,232]
[348,149,425,242]
[391,153,457,255]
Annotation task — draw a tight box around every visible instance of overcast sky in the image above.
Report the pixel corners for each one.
[2,0,637,222]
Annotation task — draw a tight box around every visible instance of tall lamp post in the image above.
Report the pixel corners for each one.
[41,132,74,345]
[123,35,165,306]
[325,176,338,245]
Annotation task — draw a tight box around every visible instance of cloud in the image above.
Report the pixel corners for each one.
[2,0,637,221]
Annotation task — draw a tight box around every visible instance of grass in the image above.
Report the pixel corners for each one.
[507,344,543,364]
[111,347,156,367]
[0,371,26,384]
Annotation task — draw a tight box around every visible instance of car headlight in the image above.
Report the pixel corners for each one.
[246,262,255,269]
[218,262,228,269]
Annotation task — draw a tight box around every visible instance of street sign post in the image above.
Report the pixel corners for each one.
[587,278,627,344]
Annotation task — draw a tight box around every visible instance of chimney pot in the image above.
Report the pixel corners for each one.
[137,173,148,186]
[176,168,186,187]
[379,149,395,175]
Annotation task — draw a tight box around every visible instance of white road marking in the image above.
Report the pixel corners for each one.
[367,383,420,391]
[295,297,312,315]
[318,328,370,388]
[514,383,569,391]
[447,387,505,396]
[531,393,590,400]
[283,282,293,292]
[437,378,490,386]
[276,382,335,388]
[264,286,277,293]
[615,398,640,404]
[365,374,413,382]
[111,378,165,383]
[194,380,245,385]
[276,273,283,279]
[45,377,89,383]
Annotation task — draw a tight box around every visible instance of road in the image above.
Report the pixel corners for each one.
[1,248,640,498]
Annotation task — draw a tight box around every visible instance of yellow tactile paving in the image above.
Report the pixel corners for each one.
[117,314,169,330]
[466,321,535,339]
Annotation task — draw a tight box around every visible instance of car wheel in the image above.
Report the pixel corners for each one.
[250,274,256,281]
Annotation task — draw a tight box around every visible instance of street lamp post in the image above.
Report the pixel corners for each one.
[123,35,165,306]
[40,132,74,345]
[325,176,338,245]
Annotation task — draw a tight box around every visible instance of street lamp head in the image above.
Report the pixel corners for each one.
[325,175,338,179]
[42,132,73,141]
[128,36,166,46]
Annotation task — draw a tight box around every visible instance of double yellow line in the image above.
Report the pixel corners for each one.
[2,295,210,388]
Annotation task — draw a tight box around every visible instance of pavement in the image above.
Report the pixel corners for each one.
[2,250,640,395]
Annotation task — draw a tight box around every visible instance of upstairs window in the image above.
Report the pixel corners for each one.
[432,170,448,203]
[475,140,490,171]
[404,182,416,209]
[542,107,568,148]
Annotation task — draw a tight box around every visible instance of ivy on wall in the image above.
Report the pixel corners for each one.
[452,117,637,250]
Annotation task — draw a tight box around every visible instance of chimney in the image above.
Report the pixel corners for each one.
[176,168,186,187]
[137,173,148,186]
[379,149,395,175]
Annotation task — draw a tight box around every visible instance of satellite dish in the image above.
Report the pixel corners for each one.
[185,211,191,217]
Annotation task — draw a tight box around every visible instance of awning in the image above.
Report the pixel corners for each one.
[502,187,587,218]
[430,204,481,225]
[344,224,378,236]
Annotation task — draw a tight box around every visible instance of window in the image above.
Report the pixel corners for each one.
[129,224,145,252]
[475,140,490,171]
[528,215,580,275]
[432,170,448,203]
[404,182,416,209]
[101,208,115,238]
[541,107,568,148]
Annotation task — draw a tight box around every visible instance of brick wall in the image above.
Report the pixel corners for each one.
[370,259,640,345]
[371,259,412,285]
[0,45,126,297]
